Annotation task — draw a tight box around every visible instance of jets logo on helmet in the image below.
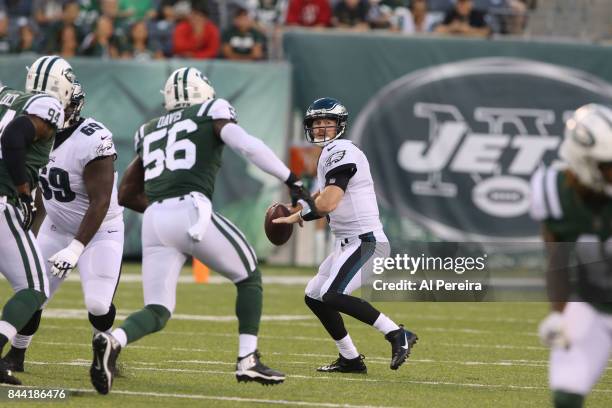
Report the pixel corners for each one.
[25,55,75,109]
[304,97,348,146]
[559,103,612,194]
[163,67,215,111]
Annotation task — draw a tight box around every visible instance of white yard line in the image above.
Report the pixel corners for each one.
[20,360,612,394]
[0,384,392,408]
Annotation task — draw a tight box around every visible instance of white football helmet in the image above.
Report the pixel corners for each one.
[162,67,215,111]
[559,103,612,193]
[25,56,75,109]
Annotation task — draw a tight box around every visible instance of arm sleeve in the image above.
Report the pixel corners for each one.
[325,163,357,191]
[219,122,291,182]
[0,115,35,186]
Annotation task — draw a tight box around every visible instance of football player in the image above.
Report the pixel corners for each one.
[1,82,124,373]
[531,104,612,408]
[89,67,307,394]
[0,55,74,384]
[273,97,418,373]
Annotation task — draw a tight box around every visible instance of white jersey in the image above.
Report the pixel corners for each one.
[40,117,123,235]
[316,139,383,238]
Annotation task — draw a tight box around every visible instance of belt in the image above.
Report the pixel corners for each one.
[156,195,187,204]
[340,231,376,247]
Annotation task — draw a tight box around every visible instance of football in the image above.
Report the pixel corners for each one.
[264,203,293,246]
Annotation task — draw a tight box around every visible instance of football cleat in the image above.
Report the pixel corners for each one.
[0,359,21,385]
[1,347,25,372]
[235,350,285,385]
[90,333,121,394]
[316,354,367,374]
[385,324,418,370]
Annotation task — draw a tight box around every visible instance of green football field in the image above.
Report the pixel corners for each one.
[0,264,611,407]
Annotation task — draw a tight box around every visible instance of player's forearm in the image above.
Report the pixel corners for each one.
[74,199,110,246]
[119,192,148,213]
[1,116,35,189]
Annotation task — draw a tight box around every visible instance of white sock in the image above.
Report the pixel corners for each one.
[238,334,257,358]
[0,321,17,342]
[373,313,400,335]
[111,328,128,348]
[11,334,33,349]
[335,334,359,359]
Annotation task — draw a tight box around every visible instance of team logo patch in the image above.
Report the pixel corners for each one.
[325,150,346,167]
[96,139,115,156]
[351,57,612,240]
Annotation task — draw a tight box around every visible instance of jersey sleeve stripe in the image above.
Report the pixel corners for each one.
[22,94,48,111]
[182,68,190,101]
[545,168,563,219]
[32,56,49,90]
[40,56,60,91]
[201,99,217,118]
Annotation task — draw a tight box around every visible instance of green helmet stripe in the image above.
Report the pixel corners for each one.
[32,56,49,90]
[182,68,190,101]
[173,70,180,101]
[40,56,60,91]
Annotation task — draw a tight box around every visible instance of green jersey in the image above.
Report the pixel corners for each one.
[531,166,612,313]
[135,98,237,203]
[0,87,64,201]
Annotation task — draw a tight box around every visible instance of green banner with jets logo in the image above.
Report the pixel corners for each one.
[284,32,612,245]
[0,56,291,258]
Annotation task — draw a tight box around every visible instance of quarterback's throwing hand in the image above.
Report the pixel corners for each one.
[272,211,303,227]
[49,240,85,279]
[538,311,570,349]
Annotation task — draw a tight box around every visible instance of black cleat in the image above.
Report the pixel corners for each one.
[0,359,21,385]
[385,324,418,370]
[1,347,25,372]
[90,333,121,394]
[236,350,285,385]
[316,354,367,374]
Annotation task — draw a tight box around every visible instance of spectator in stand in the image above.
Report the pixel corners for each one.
[221,7,265,60]
[80,14,121,58]
[434,0,490,37]
[172,1,220,59]
[101,0,129,39]
[57,24,79,57]
[332,0,370,31]
[285,0,331,28]
[5,0,33,18]
[13,19,37,52]
[43,0,83,53]
[149,0,178,57]
[118,0,157,21]
[399,0,437,33]
[0,12,10,54]
[32,0,63,29]
[122,19,163,59]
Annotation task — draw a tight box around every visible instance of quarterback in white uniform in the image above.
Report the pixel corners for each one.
[274,97,418,373]
[1,82,124,373]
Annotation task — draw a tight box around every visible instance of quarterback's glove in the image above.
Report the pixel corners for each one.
[285,172,308,207]
[17,193,36,230]
[538,311,570,349]
[49,239,84,279]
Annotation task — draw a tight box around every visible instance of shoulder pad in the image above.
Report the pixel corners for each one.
[23,94,64,128]
[530,166,563,221]
[197,98,237,121]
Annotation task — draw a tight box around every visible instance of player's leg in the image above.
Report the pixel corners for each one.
[192,211,284,384]
[319,234,417,370]
[91,202,185,395]
[78,223,123,335]
[549,302,612,408]
[2,217,69,372]
[0,203,49,384]
[305,248,366,373]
